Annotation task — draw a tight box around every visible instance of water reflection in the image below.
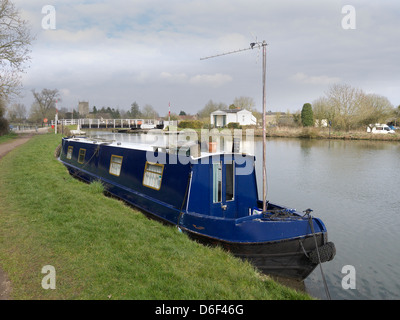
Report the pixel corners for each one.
[256,138,400,300]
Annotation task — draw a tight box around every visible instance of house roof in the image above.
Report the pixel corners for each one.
[210,110,226,115]
[225,109,247,113]
[210,109,251,115]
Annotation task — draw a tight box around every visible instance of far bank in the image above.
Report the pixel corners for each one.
[81,126,400,142]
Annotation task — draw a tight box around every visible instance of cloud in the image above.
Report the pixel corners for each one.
[189,73,233,88]
[10,0,400,114]
[290,72,341,85]
[160,72,232,88]
[160,72,188,83]
[41,28,106,45]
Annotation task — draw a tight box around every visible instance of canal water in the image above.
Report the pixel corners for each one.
[254,138,400,300]
[87,131,400,300]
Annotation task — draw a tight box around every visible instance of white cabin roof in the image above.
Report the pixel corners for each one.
[64,137,254,161]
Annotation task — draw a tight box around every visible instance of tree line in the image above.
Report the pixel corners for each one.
[304,83,399,131]
[5,93,260,125]
[4,84,400,132]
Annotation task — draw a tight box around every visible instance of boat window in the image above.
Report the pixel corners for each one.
[78,148,86,164]
[109,155,123,176]
[66,146,73,160]
[212,162,222,203]
[143,162,164,190]
[226,162,234,201]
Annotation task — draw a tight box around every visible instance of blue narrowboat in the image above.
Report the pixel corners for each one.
[59,136,335,280]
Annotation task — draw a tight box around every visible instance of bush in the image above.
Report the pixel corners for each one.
[0,117,10,136]
[178,120,204,129]
[301,103,314,127]
[227,122,241,129]
[299,127,320,139]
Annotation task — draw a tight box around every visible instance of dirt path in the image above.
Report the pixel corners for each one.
[0,135,33,160]
[0,133,40,300]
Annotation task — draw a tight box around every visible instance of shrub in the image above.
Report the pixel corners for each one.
[178,120,204,129]
[0,117,9,136]
[301,103,314,127]
[299,127,320,139]
[227,122,241,129]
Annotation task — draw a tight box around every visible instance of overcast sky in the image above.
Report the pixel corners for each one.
[12,0,400,117]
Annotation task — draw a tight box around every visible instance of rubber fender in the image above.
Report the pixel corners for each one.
[54,144,62,158]
[309,242,336,264]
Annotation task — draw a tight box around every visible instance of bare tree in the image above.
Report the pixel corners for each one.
[0,0,33,99]
[232,96,256,111]
[31,89,61,123]
[325,83,365,131]
[394,105,400,126]
[6,101,26,121]
[313,84,394,130]
[141,104,159,119]
[197,100,227,120]
[359,94,394,126]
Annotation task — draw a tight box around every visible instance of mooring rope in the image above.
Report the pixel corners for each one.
[64,144,101,180]
[177,171,192,228]
[304,209,331,300]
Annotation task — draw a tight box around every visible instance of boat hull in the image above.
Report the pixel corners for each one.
[181,227,324,280]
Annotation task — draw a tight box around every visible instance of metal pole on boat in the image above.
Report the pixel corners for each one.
[262,40,267,213]
[200,40,269,211]
[55,100,58,135]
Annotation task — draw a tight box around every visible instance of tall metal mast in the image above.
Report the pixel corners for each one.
[201,40,268,212]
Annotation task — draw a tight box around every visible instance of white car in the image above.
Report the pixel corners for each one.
[367,124,395,134]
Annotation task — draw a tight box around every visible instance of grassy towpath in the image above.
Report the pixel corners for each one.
[0,133,311,300]
[0,134,32,159]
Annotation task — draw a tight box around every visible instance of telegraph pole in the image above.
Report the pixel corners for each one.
[201,40,269,212]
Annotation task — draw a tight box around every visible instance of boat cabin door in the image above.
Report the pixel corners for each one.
[211,160,236,218]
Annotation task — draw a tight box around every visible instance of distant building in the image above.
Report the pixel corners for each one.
[210,109,256,127]
[315,119,328,127]
[78,101,89,117]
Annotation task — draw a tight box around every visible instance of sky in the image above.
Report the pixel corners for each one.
[11,0,400,117]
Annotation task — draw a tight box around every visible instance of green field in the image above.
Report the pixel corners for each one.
[0,133,311,300]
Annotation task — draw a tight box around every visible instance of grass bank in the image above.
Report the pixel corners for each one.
[260,127,400,141]
[0,132,18,144]
[0,133,311,300]
[191,126,400,141]
[103,126,400,142]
